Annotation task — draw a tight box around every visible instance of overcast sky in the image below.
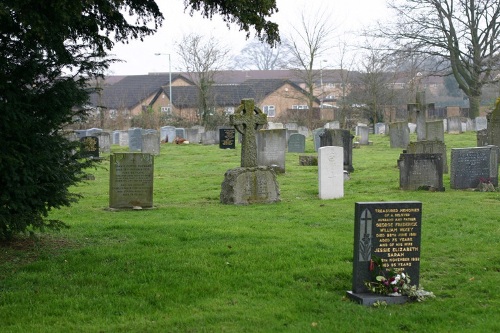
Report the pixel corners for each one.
[107,0,390,75]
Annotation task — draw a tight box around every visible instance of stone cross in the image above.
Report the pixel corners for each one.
[230,99,268,167]
[408,91,435,141]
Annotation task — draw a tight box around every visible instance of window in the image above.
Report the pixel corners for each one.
[160,106,172,115]
[292,105,308,110]
[109,109,117,119]
[224,107,235,115]
[262,105,275,117]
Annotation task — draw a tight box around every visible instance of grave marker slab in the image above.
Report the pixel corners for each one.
[128,128,143,151]
[109,153,154,209]
[389,122,410,148]
[425,120,445,142]
[347,201,422,305]
[80,136,99,158]
[141,131,160,155]
[357,126,369,145]
[319,129,354,172]
[287,133,306,153]
[487,99,500,147]
[219,128,236,149]
[257,129,287,173]
[450,146,499,189]
[398,153,444,191]
[318,146,344,199]
[407,140,448,173]
[447,116,462,134]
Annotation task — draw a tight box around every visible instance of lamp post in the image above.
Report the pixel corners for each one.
[320,59,328,107]
[154,53,172,112]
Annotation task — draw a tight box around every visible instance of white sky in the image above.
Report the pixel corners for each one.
[107,0,390,75]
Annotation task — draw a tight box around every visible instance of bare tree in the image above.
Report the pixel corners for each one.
[376,0,500,118]
[232,38,290,70]
[335,40,357,128]
[176,33,230,126]
[285,8,336,128]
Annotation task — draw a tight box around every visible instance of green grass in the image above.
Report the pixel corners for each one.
[1,131,500,332]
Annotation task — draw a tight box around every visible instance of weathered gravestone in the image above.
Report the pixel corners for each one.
[113,131,120,145]
[357,125,370,145]
[141,131,160,156]
[96,132,111,153]
[477,129,488,146]
[389,122,410,149]
[487,98,500,148]
[425,120,445,142]
[109,153,154,209]
[447,116,462,134]
[347,201,422,306]
[175,128,186,140]
[220,99,280,205]
[80,136,99,158]
[313,128,325,152]
[257,129,287,173]
[474,116,487,131]
[128,128,143,151]
[288,133,306,153]
[319,129,354,172]
[408,91,434,141]
[450,146,499,189]
[398,153,444,191]
[318,146,344,199]
[201,130,218,145]
[219,128,236,149]
[161,126,176,143]
[185,128,200,143]
[119,130,129,147]
[407,141,448,173]
[374,123,386,135]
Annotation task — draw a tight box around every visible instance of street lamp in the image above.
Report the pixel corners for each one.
[154,53,172,112]
[320,60,328,107]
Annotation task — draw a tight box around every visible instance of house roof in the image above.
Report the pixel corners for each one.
[158,78,319,108]
[89,74,183,109]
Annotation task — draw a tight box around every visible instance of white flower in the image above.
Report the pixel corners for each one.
[401,273,406,279]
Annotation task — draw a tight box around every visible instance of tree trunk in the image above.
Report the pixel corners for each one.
[468,94,481,119]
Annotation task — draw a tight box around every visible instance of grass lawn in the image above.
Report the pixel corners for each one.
[1,131,499,333]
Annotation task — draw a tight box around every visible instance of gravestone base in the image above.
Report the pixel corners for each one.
[346,291,408,306]
[220,167,280,205]
[299,155,318,166]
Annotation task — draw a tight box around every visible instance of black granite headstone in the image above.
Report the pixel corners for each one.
[80,136,99,158]
[450,146,499,189]
[319,129,354,172]
[219,128,236,149]
[347,201,422,305]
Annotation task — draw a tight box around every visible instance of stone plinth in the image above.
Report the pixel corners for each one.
[220,167,280,205]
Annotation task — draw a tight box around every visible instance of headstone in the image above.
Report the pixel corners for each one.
[221,99,280,205]
[80,136,99,158]
[128,128,143,151]
[285,129,298,142]
[287,133,306,153]
[447,116,462,134]
[161,126,176,143]
[357,126,369,145]
[461,122,467,132]
[257,129,287,173]
[398,153,444,191]
[96,132,111,153]
[113,131,120,145]
[119,131,129,147]
[465,118,474,131]
[185,128,200,143]
[407,140,448,173]
[325,121,340,129]
[298,126,310,137]
[175,128,186,140]
[389,122,410,149]
[318,146,344,199]
[141,131,160,155]
[477,129,488,146]
[109,153,154,209]
[86,127,103,137]
[347,201,422,305]
[450,146,499,189]
[201,131,218,145]
[313,128,325,152]
[268,122,284,129]
[425,120,445,142]
[285,123,298,131]
[74,130,87,140]
[374,123,386,135]
[487,98,500,148]
[219,128,236,149]
[474,116,487,131]
[355,123,367,135]
[320,129,354,172]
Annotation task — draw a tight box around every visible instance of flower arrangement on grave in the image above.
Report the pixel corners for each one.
[476,177,496,192]
[364,255,435,302]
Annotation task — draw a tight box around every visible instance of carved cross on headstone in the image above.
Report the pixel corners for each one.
[408,91,435,141]
[230,99,268,167]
